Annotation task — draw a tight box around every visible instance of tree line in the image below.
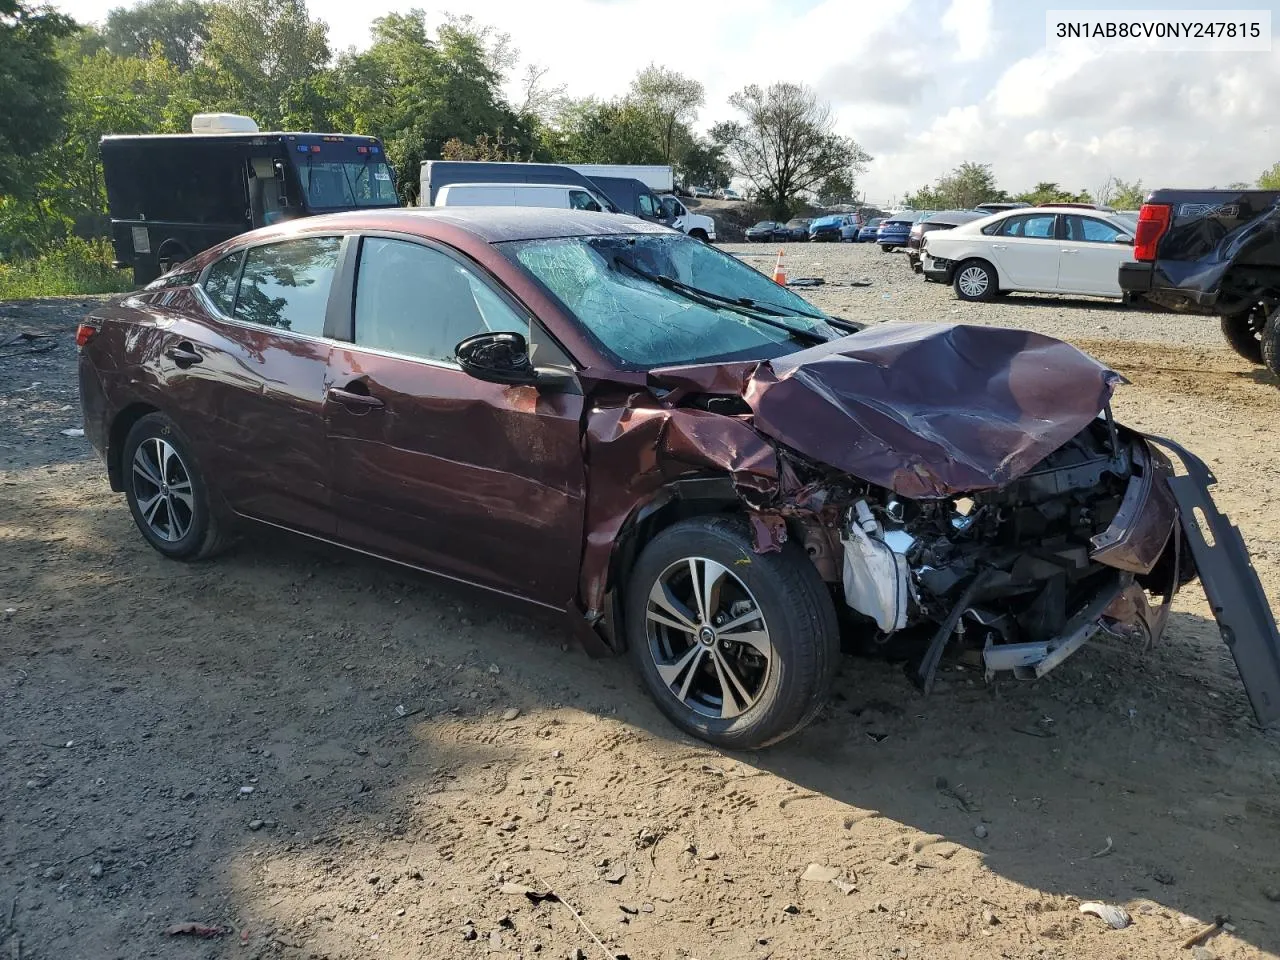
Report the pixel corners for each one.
[0,0,872,261]
[904,160,1280,212]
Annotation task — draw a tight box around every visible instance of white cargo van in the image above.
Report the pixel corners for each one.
[433,182,614,211]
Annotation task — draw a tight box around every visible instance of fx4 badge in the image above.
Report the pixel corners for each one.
[1178,203,1240,219]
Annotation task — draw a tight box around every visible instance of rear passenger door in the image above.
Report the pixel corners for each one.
[189,235,344,534]
[987,213,1060,289]
[323,234,586,606]
[1057,215,1132,296]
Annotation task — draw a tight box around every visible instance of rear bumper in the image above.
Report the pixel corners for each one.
[1118,261,1153,293]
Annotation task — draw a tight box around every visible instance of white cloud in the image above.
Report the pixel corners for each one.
[941,0,993,61]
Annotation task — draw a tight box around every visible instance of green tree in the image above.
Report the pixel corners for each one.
[1014,181,1091,205]
[679,138,731,190]
[194,0,330,130]
[0,0,76,197]
[333,10,527,202]
[547,97,665,165]
[1258,162,1280,190]
[628,64,703,165]
[102,0,209,70]
[1,47,194,256]
[710,82,870,219]
[816,170,856,206]
[907,161,1004,209]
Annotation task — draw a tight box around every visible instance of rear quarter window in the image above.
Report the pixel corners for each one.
[202,252,243,315]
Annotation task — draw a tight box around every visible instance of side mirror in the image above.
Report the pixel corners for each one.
[456,332,573,389]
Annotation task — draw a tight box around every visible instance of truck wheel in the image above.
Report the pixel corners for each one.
[156,242,190,279]
[625,515,840,749]
[953,259,997,301]
[688,228,709,242]
[1261,307,1280,380]
[1221,306,1266,365]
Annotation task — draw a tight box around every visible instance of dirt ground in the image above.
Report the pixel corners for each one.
[2,243,1279,960]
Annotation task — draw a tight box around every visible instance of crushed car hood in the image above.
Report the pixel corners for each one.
[654,323,1125,499]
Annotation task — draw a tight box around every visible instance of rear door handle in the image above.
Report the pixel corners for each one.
[327,386,384,410]
[165,343,202,367]
[1061,248,1078,255]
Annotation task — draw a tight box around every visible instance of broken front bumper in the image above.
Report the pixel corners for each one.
[980,435,1280,729]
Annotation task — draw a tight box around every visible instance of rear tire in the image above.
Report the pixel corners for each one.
[1221,305,1266,365]
[880,244,893,253]
[953,259,997,301]
[625,516,840,749]
[1261,307,1280,381]
[122,413,231,561]
[688,228,709,242]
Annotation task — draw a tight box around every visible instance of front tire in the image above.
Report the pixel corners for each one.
[122,413,230,560]
[880,243,893,253]
[1221,305,1266,365]
[954,259,997,301]
[1261,307,1280,381]
[625,516,840,749]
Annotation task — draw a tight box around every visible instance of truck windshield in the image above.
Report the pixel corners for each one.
[294,159,398,209]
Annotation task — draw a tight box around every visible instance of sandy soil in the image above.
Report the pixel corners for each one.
[2,244,1279,960]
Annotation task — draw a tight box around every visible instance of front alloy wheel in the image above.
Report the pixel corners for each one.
[626,516,840,749]
[645,557,773,719]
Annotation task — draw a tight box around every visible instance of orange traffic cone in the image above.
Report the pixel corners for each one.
[772,248,787,285]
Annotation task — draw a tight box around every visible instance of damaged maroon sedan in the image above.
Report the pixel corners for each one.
[77,209,1280,748]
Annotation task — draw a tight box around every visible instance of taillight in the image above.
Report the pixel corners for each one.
[1133,203,1172,262]
[75,322,100,348]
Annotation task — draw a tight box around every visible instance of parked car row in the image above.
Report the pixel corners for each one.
[685,185,745,200]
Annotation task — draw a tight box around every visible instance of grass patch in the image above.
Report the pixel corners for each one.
[0,238,133,300]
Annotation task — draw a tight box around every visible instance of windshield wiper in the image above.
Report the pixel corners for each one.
[612,257,832,346]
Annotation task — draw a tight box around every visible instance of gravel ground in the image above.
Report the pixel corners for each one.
[725,241,1227,348]
[2,248,1279,960]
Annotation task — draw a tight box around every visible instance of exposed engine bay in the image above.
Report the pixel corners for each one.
[783,417,1189,687]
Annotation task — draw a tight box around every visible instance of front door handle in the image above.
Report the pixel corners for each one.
[327,386,384,410]
[1061,248,1078,255]
[165,343,202,367]
[990,244,1008,250]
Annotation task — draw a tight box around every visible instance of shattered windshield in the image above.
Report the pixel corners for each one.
[501,233,842,368]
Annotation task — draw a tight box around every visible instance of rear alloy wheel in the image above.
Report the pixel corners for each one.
[1221,304,1267,365]
[1261,306,1280,380]
[626,516,839,749]
[123,412,230,560]
[954,259,996,301]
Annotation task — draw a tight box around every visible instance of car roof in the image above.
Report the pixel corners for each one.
[253,207,671,244]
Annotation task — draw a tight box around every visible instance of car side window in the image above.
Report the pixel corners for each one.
[352,237,529,364]
[997,214,1056,239]
[203,251,242,316]
[569,190,601,212]
[638,193,657,217]
[1066,215,1125,243]
[233,237,340,336]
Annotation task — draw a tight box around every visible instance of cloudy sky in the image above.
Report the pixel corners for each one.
[53,0,1280,203]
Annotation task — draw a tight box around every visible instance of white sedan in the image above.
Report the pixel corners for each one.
[920,206,1137,301]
